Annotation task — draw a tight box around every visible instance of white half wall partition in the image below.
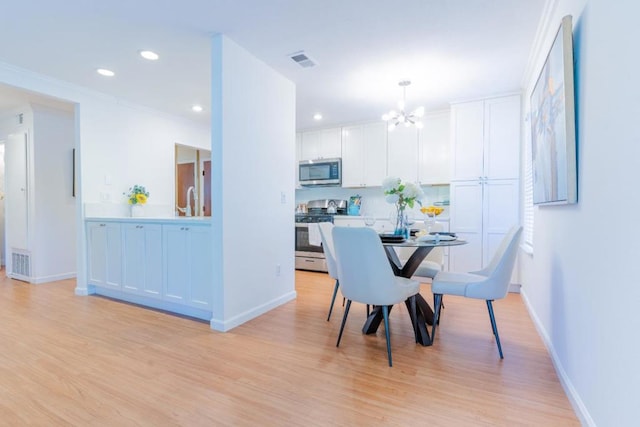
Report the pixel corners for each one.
[0,62,210,294]
[210,35,296,331]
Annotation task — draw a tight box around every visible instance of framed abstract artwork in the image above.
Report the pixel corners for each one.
[530,15,577,205]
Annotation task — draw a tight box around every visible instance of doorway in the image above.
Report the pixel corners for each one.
[0,84,78,283]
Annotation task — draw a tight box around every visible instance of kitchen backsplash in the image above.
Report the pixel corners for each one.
[295,185,450,219]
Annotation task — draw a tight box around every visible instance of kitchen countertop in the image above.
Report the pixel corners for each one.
[85,216,212,224]
[332,215,450,222]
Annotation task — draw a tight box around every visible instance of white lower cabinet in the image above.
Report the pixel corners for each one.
[86,219,212,318]
[122,223,162,299]
[163,224,213,310]
[87,221,122,290]
[449,179,519,273]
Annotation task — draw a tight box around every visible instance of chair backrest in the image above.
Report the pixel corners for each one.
[466,226,523,300]
[317,222,338,279]
[332,226,403,306]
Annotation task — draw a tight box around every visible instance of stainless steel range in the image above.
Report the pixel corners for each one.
[295,199,347,272]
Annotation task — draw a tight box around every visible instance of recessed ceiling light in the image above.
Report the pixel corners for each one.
[313,113,323,120]
[96,68,115,77]
[192,105,204,113]
[139,50,159,61]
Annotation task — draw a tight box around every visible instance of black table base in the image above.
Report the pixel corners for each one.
[361,245,437,346]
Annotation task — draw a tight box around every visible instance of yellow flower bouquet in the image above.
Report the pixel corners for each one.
[124,185,149,205]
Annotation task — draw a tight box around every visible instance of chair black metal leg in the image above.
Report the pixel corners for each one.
[486,300,504,359]
[366,304,370,316]
[327,280,340,321]
[382,305,392,367]
[410,295,418,343]
[431,294,443,343]
[433,294,444,324]
[336,300,352,347]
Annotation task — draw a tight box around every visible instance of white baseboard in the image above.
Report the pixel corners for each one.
[520,289,595,427]
[75,284,95,296]
[210,290,297,332]
[7,271,76,284]
[31,272,76,284]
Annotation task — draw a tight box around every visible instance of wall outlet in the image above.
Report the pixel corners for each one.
[280,192,286,204]
[275,264,281,276]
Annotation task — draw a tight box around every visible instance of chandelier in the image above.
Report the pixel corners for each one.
[382,80,425,131]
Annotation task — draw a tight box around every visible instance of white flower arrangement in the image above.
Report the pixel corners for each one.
[382,176,424,210]
[383,176,424,235]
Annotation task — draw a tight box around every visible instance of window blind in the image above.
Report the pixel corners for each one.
[523,124,534,249]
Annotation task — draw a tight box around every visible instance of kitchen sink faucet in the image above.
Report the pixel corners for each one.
[177,185,197,216]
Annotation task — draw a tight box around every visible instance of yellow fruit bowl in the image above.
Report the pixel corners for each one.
[420,206,444,216]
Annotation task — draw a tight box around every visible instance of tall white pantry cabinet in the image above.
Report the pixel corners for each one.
[449,95,520,275]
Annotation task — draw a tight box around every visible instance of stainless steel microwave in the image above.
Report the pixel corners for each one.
[298,158,342,187]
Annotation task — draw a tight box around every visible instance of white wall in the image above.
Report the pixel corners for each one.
[31,104,76,282]
[210,35,296,331]
[81,100,210,217]
[0,143,4,266]
[520,1,640,425]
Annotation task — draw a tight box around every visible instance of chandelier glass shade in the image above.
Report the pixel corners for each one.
[382,80,425,131]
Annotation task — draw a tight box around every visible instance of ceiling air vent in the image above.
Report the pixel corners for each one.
[289,51,317,68]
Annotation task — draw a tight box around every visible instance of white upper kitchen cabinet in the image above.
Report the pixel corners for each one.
[295,132,302,187]
[418,110,450,185]
[121,223,163,299]
[451,95,520,181]
[387,125,419,183]
[341,122,387,187]
[300,127,342,160]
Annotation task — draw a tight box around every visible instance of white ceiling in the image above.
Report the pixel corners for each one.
[0,0,546,131]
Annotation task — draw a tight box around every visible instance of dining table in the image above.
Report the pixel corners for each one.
[361,234,467,346]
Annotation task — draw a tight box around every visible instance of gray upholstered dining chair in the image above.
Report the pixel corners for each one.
[430,226,523,359]
[332,226,420,367]
[317,222,340,321]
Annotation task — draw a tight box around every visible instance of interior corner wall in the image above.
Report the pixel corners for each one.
[210,34,296,331]
[31,104,76,282]
[519,1,640,425]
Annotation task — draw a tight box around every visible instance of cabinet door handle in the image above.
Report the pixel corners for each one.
[99,224,106,227]
[184,227,190,231]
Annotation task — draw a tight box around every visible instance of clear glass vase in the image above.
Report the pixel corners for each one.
[130,203,144,217]
[394,206,408,237]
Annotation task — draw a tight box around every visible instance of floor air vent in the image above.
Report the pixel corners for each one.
[11,249,31,281]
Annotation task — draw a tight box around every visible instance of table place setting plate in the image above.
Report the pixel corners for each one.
[415,233,457,242]
[379,233,406,243]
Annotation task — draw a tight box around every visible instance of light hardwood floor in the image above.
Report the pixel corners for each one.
[0,269,578,426]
